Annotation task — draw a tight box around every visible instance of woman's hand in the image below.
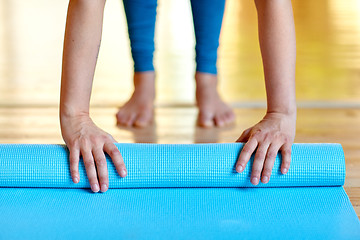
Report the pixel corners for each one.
[60,114,127,193]
[236,111,296,185]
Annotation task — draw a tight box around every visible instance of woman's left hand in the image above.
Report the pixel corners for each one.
[235,111,296,185]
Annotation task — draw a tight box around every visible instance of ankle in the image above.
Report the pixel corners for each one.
[132,71,155,98]
[195,72,218,89]
[134,71,155,86]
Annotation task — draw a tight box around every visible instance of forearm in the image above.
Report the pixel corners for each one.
[255,0,296,115]
[60,0,105,120]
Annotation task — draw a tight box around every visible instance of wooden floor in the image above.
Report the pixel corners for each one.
[0,106,359,217]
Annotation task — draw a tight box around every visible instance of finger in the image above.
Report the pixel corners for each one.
[104,142,127,178]
[81,147,100,192]
[69,146,80,184]
[236,128,251,142]
[236,138,258,173]
[261,143,281,184]
[251,142,270,185]
[280,143,292,174]
[93,147,109,192]
[108,134,117,143]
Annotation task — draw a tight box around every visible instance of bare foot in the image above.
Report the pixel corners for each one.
[195,72,235,128]
[116,72,155,128]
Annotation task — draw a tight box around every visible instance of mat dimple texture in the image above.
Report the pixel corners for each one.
[0,143,359,239]
[0,143,345,188]
[0,187,359,239]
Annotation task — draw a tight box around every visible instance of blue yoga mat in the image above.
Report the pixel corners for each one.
[0,143,359,239]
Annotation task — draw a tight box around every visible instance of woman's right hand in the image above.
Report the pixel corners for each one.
[60,114,127,193]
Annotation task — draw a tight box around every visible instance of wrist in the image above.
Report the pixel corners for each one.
[267,102,297,116]
[59,109,93,140]
[60,103,89,118]
[60,106,90,125]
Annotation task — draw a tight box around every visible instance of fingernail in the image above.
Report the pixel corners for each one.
[101,184,108,192]
[251,177,259,185]
[236,165,243,173]
[121,169,127,177]
[283,168,288,174]
[73,177,79,184]
[92,184,100,192]
[262,176,269,183]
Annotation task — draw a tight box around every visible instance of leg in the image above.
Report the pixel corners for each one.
[116,0,157,127]
[190,0,235,127]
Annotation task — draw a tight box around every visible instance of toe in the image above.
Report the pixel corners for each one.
[214,114,226,127]
[224,110,235,125]
[124,113,137,127]
[198,112,215,128]
[116,110,127,125]
[134,110,153,128]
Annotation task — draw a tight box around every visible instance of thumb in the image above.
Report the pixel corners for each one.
[236,128,251,142]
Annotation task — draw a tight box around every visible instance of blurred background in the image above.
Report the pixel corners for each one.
[0,0,359,107]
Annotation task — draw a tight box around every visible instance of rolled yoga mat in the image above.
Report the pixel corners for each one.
[0,143,359,239]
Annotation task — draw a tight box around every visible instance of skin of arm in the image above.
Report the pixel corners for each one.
[236,0,297,185]
[60,0,127,193]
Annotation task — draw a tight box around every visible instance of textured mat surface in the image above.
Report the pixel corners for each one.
[0,143,346,188]
[0,143,359,239]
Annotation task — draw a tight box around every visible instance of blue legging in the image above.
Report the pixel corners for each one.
[123,0,226,75]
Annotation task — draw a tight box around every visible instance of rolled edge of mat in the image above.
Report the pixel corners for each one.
[0,143,345,188]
